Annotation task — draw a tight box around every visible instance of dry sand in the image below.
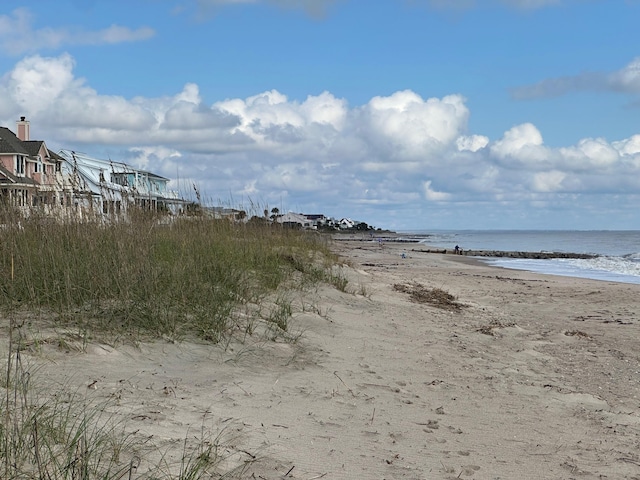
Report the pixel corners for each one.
[4,239,640,479]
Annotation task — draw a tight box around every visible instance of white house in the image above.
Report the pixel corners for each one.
[275,212,315,229]
[58,150,187,217]
[338,218,355,229]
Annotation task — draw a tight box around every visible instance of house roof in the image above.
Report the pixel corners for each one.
[22,140,46,158]
[0,164,38,186]
[59,150,170,181]
[0,127,30,156]
[49,150,65,161]
[277,212,310,224]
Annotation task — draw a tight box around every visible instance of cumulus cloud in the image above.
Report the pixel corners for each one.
[2,53,640,228]
[355,91,469,162]
[490,123,550,166]
[613,134,640,156]
[0,8,154,55]
[511,57,640,99]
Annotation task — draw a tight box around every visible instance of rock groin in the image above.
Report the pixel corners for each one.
[412,248,598,260]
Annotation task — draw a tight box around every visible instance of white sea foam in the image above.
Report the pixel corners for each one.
[483,257,640,284]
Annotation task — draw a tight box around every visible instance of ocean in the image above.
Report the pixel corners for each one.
[398,230,640,285]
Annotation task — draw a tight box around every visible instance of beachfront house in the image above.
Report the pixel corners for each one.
[338,218,355,229]
[0,118,68,211]
[275,212,314,229]
[304,214,328,228]
[57,149,186,218]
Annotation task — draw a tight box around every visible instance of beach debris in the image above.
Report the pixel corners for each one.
[564,330,591,339]
[476,319,515,336]
[393,282,463,311]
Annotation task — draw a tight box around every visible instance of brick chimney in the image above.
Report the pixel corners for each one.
[16,116,30,141]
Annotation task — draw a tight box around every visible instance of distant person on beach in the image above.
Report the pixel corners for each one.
[454,245,460,254]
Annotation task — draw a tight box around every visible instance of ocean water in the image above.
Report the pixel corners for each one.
[399,230,640,285]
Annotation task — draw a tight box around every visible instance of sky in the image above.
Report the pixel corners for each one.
[1,0,639,231]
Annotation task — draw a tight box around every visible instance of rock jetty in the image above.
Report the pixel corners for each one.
[412,248,597,260]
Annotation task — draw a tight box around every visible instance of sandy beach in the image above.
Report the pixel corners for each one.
[4,238,640,479]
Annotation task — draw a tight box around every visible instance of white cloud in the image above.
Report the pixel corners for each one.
[357,91,469,161]
[531,170,566,192]
[490,123,550,166]
[1,54,78,114]
[423,180,452,201]
[0,8,154,56]
[613,135,640,156]
[511,57,640,99]
[609,57,640,93]
[457,134,489,152]
[558,138,619,170]
[129,146,182,171]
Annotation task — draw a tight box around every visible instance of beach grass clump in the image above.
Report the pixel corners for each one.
[1,327,140,479]
[0,211,338,343]
[1,324,250,479]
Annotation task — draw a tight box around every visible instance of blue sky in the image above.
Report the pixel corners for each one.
[1,0,639,230]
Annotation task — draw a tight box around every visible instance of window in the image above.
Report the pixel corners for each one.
[15,155,25,176]
[34,156,41,173]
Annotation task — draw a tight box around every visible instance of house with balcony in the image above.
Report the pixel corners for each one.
[57,149,187,217]
[0,117,67,210]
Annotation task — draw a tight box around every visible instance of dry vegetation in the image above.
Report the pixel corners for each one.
[393,282,463,311]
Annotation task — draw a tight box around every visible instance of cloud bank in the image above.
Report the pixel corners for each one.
[2,53,640,229]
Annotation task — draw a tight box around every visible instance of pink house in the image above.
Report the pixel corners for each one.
[0,117,64,208]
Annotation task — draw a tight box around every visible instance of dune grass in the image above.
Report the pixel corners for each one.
[0,210,340,344]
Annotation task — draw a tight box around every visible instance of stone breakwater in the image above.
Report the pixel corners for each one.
[412,248,598,260]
